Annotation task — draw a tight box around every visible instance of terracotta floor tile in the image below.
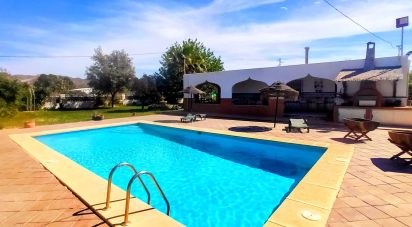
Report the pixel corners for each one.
[374,218,407,227]
[397,216,412,227]
[375,193,407,205]
[327,223,349,227]
[356,194,388,206]
[0,212,14,223]
[355,206,390,219]
[46,199,81,210]
[0,201,27,212]
[377,184,405,194]
[375,204,411,218]
[29,210,64,223]
[361,177,386,185]
[54,209,94,222]
[392,183,412,191]
[341,197,369,208]
[395,203,412,215]
[335,208,369,222]
[391,176,412,183]
[393,193,412,203]
[22,222,49,227]
[71,219,108,227]
[25,201,52,211]
[344,220,380,227]
[2,211,39,225]
[333,198,351,208]
[45,221,76,227]
[327,210,348,223]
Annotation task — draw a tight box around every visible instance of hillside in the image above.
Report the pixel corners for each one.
[12,75,89,88]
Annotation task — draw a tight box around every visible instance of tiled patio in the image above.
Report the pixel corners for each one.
[1,114,411,226]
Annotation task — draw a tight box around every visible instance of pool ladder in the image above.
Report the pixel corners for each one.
[105,162,170,225]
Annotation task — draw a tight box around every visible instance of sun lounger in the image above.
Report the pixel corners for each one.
[195,114,207,121]
[287,118,309,133]
[343,118,379,141]
[181,114,196,123]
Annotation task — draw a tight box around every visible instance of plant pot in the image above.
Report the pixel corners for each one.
[24,120,36,128]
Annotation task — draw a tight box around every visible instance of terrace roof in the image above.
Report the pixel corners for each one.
[335,66,403,82]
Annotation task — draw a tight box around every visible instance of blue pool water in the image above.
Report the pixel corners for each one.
[35,123,325,226]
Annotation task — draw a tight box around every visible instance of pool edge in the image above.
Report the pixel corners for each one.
[9,120,354,227]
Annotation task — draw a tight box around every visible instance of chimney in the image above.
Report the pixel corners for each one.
[364,42,375,70]
[304,47,310,64]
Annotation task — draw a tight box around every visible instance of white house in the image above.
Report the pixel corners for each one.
[183,42,411,125]
[69,87,94,95]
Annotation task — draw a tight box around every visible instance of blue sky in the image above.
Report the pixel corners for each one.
[0,0,411,77]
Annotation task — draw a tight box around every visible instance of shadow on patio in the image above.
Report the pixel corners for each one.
[153,120,182,123]
[371,158,412,173]
[228,126,272,133]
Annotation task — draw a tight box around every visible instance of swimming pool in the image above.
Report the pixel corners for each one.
[35,123,326,226]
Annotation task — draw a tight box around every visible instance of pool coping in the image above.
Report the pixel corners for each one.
[9,120,354,227]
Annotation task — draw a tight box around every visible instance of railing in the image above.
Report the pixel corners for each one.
[105,163,151,209]
[124,171,170,224]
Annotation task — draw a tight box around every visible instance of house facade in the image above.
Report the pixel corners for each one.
[183,43,411,124]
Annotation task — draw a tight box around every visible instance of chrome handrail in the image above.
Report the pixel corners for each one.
[124,171,170,224]
[105,163,151,209]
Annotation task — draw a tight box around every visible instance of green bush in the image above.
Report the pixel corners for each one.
[0,72,27,117]
[0,100,18,118]
[409,83,412,101]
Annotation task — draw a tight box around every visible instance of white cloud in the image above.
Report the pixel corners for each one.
[1,0,411,77]
[196,0,286,14]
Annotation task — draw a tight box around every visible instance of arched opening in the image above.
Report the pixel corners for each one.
[194,81,221,104]
[232,78,269,105]
[286,74,336,113]
[287,78,302,92]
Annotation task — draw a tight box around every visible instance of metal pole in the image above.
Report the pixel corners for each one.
[401,27,404,56]
[274,95,279,128]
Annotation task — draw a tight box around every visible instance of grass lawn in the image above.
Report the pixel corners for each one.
[0,106,159,129]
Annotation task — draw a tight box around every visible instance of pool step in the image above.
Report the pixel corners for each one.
[106,162,171,225]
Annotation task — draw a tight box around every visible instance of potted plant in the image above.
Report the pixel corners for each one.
[24,119,36,128]
[92,112,104,121]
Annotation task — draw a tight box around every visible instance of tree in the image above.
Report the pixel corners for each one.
[0,71,27,117]
[155,39,224,102]
[86,47,135,107]
[131,74,159,109]
[33,74,75,108]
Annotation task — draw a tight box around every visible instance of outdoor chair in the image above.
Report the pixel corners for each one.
[388,130,412,165]
[343,118,379,141]
[195,114,207,121]
[181,114,196,123]
[286,118,309,133]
